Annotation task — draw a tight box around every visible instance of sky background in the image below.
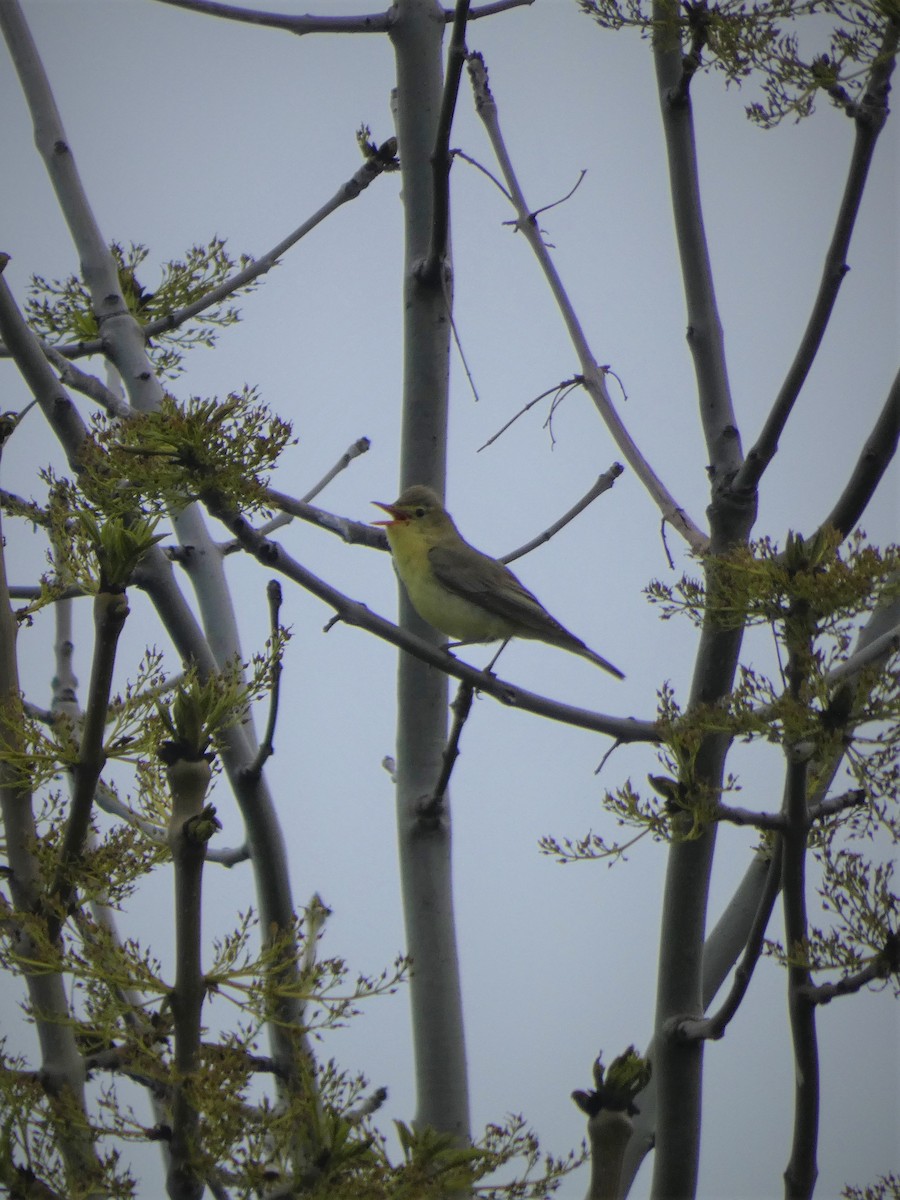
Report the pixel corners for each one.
[1,0,898,1197]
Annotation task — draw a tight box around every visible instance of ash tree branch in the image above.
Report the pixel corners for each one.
[467,50,708,552]
[265,490,389,549]
[151,0,530,33]
[48,591,130,941]
[676,841,783,1043]
[501,464,623,564]
[814,365,900,540]
[222,438,372,552]
[423,0,471,284]
[423,681,476,817]
[652,0,742,492]
[151,0,393,34]
[243,581,284,782]
[165,755,214,1200]
[801,937,900,1005]
[0,477,102,1193]
[2,139,400,364]
[736,18,899,494]
[806,788,867,824]
[713,803,785,831]
[782,751,820,1198]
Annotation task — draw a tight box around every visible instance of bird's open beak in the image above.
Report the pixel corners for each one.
[372,500,406,526]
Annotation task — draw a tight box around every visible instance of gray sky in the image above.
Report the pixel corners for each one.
[1,1,897,1197]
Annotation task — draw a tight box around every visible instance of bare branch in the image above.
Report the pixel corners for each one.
[736,20,899,493]
[0,138,398,366]
[264,490,388,549]
[48,593,130,942]
[814,366,900,539]
[301,437,372,504]
[150,0,393,35]
[468,0,533,17]
[467,51,708,552]
[782,748,820,1197]
[422,680,476,817]
[807,788,867,824]
[713,803,785,831]
[677,842,783,1043]
[651,1,742,490]
[478,375,582,451]
[501,464,623,564]
[243,581,284,782]
[423,0,472,284]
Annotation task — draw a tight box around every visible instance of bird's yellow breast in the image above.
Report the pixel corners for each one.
[385,522,512,642]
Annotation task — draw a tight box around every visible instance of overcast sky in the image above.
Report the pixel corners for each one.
[2,1,897,1197]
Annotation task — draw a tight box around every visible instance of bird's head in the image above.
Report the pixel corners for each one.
[372,485,452,537]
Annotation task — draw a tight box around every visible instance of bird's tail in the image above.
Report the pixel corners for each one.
[578,644,625,679]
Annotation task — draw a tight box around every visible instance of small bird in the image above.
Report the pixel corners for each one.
[373,484,624,679]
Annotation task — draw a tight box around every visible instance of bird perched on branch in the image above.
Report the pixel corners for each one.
[373,484,624,679]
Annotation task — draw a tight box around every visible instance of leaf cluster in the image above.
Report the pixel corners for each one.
[77,389,294,516]
[649,530,900,634]
[26,238,257,377]
[576,0,897,124]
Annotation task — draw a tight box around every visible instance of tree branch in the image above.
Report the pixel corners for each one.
[422,680,475,816]
[48,591,130,941]
[501,464,623,564]
[677,841,783,1043]
[243,581,283,782]
[800,942,900,1006]
[736,19,899,493]
[651,0,742,491]
[467,50,708,552]
[814,365,900,539]
[423,0,471,284]
[150,0,393,34]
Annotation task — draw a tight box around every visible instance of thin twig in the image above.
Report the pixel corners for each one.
[222,439,373,552]
[478,376,582,451]
[501,464,623,564]
[467,51,708,552]
[244,581,284,781]
[422,681,476,818]
[3,145,399,364]
[301,436,372,504]
[453,147,514,202]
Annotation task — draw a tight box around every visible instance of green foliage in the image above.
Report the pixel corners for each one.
[576,0,896,125]
[572,1046,652,1116]
[648,530,900,634]
[26,239,257,377]
[79,389,294,516]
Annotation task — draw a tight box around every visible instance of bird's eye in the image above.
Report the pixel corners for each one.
[415,507,426,518]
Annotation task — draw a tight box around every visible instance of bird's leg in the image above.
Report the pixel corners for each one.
[484,639,510,675]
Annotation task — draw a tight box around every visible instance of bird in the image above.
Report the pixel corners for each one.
[373,484,624,679]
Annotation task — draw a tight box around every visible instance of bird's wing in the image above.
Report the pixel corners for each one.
[427,542,566,638]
